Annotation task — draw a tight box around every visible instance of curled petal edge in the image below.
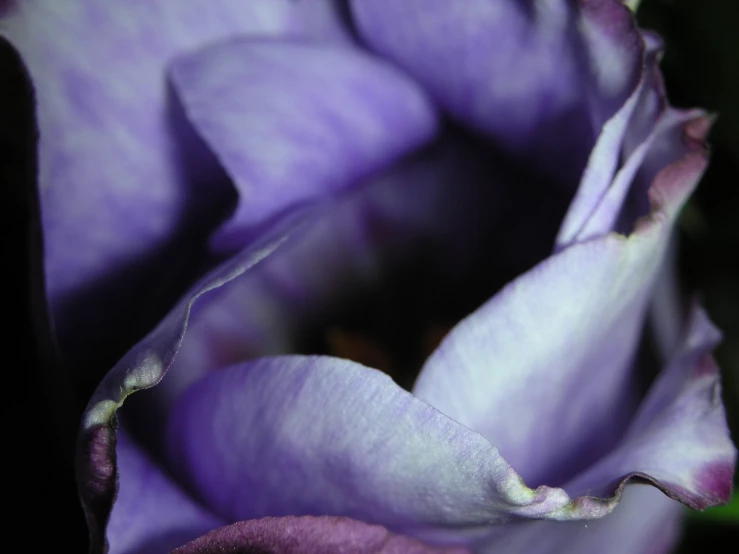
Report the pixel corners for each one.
[77,115,732,551]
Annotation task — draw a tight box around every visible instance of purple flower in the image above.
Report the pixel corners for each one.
[3,1,735,553]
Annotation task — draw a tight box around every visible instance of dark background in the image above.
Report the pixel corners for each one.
[637,0,739,550]
[2,1,738,552]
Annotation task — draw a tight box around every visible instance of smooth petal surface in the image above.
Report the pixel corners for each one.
[173,516,469,554]
[165,355,579,539]
[0,0,350,374]
[107,429,226,554]
[170,38,438,251]
[350,0,643,183]
[413,114,712,488]
[164,304,733,547]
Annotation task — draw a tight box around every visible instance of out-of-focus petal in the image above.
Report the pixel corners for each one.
[170,38,438,252]
[173,516,469,554]
[413,115,712,488]
[0,0,350,378]
[107,429,225,554]
[478,485,683,554]
[350,0,643,184]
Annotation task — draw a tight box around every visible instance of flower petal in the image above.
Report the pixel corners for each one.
[478,485,683,554]
[571,108,705,243]
[350,0,643,183]
[127,133,554,441]
[412,115,712,488]
[556,32,706,248]
[165,355,575,539]
[555,34,664,247]
[173,516,469,554]
[0,0,350,382]
[169,38,438,252]
[563,305,736,510]
[107,429,225,554]
[77,228,292,553]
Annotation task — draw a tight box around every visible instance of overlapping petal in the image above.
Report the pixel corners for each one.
[555,33,664,246]
[412,114,712,488]
[127,133,544,440]
[169,38,438,251]
[556,32,705,248]
[162,308,732,547]
[63,4,735,553]
[478,485,683,554]
[173,516,469,554]
[0,0,350,372]
[107,430,225,554]
[564,305,735,508]
[470,303,735,552]
[159,302,736,552]
[350,0,643,184]
[78,229,291,553]
[165,354,577,538]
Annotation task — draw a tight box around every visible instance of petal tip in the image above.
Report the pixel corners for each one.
[693,460,736,509]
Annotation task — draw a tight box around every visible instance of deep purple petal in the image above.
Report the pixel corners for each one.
[1,0,350,374]
[170,38,438,252]
[172,516,469,554]
[350,0,643,184]
[107,429,225,554]
[412,115,712,488]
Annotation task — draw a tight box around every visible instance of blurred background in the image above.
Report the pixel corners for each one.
[636,0,739,550]
[2,1,737,552]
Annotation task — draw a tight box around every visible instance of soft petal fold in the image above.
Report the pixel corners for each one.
[129,133,554,436]
[478,485,683,554]
[555,35,664,246]
[173,516,469,554]
[170,38,438,251]
[556,32,706,248]
[107,429,226,554]
[0,0,350,375]
[78,229,291,553]
[563,305,736,510]
[165,355,578,539]
[350,0,643,183]
[412,115,712,488]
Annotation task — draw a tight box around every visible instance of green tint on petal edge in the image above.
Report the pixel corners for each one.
[689,492,739,522]
[625,0,642,13]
